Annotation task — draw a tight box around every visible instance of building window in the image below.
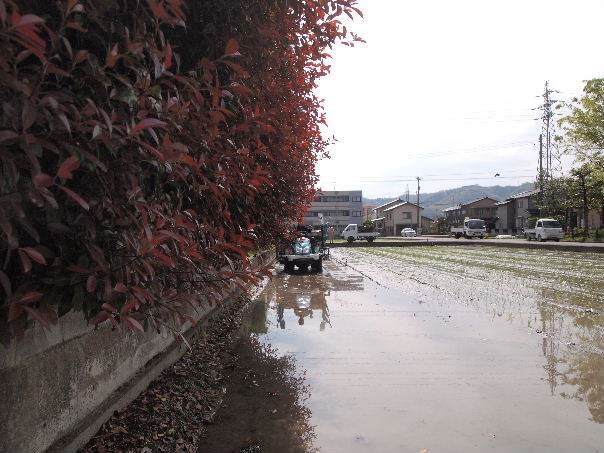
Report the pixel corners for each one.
[321,195,350,202]
[352,196,362,202]
[403,212,411,219]
[313,196,322,202]
[352,211,362,217]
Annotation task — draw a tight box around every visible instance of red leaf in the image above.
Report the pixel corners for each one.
[21,247,47,265]
[86,275,97,293]
[91,310,111,326]
[0,270,11,298]
[114,282,128,293]
[74,50,89,64]
[18,291,44,303]
[123,315,144,332]
[18,249,32,273]
[224,38,239,56]
[0,130,18,143]
[102,302,117,313]
[59,186,89,210]
[164,43,173,69]
[57,156,80,179]
[8,302,24,322]
[22,305,51,328]
[22,100,36,130]
[67,264,90,274]
[13,14,45,28]
[106,43,119,68]
[57,112,71,134]
[34,173,54,188]
[121,297,139,315]
[131,118,167,134]
[146,0,169,20]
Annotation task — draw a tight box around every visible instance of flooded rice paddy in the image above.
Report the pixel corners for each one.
[201,246,604,452]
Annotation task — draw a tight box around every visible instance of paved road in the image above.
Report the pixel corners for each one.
[201,246,604,453]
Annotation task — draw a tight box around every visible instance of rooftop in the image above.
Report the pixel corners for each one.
[383,201,423,212]
[510,189,540,199]
[461,196,499,206]
[374,198,403,210]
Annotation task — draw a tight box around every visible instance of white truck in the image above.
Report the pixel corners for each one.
[451,218,486,239]
[523,218,564,242]
[341,224,380,243]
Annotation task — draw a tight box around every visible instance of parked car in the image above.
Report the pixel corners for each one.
[400,228,416,237]
[451,218,486,239]
[524,218,564,242]
[341,224,380,243]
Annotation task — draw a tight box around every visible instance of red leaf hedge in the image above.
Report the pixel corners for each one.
[0,0,361,340]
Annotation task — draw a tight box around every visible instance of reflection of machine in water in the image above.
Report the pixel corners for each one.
[275,275,331,331]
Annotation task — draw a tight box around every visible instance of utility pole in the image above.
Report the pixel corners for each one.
[405,184,409,202]
[538,134,544,192]
[538,133,544,212]
[416,177,421,235]
[578,170,590,239]
[537,81,558,180]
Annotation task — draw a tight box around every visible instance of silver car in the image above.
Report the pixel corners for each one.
[401,228,416,237]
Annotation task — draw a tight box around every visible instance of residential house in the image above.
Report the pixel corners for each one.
[372,198,405,232]
[510,189,540,231]
[495,199,515,234]
[382,201,424,236]
[442,197,499,231]
[362,204,377,221]
[303,190,363,234]
[421,216,435,232]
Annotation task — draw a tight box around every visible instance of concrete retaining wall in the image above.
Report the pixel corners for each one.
[0,250,274,453]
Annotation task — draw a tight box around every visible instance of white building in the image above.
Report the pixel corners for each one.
[303,190,363,233]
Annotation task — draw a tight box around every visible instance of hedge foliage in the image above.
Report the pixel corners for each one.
[0,0,361,339]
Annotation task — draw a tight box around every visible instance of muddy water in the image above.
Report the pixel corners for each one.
[205,246,604,452]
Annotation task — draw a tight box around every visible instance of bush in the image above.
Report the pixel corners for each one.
[0,0,361,339]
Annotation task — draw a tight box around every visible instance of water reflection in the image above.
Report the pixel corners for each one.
[198,331,316,453]
[260,266,364,333]
[538,301,604,424]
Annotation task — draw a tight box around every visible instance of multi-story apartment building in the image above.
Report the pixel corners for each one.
[303,190,363,233]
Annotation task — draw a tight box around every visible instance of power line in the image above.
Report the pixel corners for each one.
[358,175,535,183]
[360,169,536,180]
[389,140,535,160]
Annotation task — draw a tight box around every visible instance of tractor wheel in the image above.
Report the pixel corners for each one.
[312,259,323,273]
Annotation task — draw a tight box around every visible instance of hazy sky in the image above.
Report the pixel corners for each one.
[316,0,604,198]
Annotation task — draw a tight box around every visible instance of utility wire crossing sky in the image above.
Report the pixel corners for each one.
[316,0,604,198]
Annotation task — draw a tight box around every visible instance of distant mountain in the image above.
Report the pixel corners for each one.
[363,182,535,218]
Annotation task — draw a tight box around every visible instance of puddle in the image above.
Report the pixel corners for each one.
[201,250,604,452]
